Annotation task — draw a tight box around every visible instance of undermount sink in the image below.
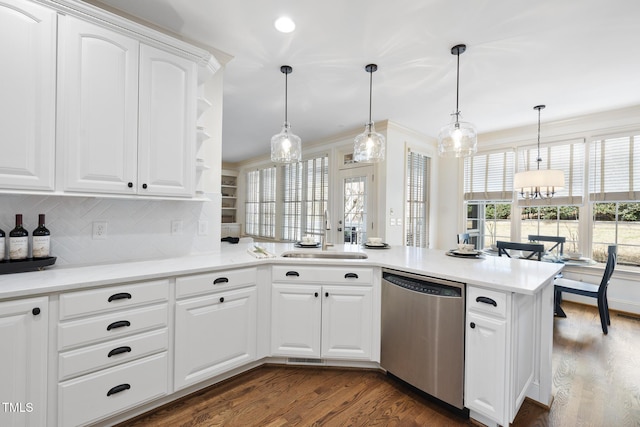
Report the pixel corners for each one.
[280,251,368,259]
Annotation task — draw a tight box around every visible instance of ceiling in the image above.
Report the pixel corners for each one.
[93,0,640,163]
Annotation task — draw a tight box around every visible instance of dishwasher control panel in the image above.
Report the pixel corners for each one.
[382,272,462,297]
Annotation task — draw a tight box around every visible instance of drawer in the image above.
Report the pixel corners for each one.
[58,352,168,427]
[467,286,508,318]
[59,328,168,381]
[59,279,169,321]
[272,265,372,285]
[58,303,168,351]
[176,267,256,298]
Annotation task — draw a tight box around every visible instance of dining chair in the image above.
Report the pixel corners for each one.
[457,233,470,244]
[496,241,545,261]
[528,235,565,257]
[554,245,617,334]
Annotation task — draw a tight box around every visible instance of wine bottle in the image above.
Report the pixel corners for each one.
[9,214,28,260]
[32,214,50,259]
[0,226,5,260]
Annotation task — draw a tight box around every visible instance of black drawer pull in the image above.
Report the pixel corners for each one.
[107,320,131,331]
[108,292,132,302]
[286,271,300,277]
[344,273,359,279]
[107,383,131,396]
[213,277,229,285]
[476,296,497,307]
[108,346,132,357]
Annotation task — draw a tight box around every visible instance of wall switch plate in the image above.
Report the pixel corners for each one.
[92,221,107,240]
[198,220,209,236]
[171,220,183,235]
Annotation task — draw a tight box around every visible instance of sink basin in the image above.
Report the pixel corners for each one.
[280,251,368,259]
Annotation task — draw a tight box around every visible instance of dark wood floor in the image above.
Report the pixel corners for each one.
[119,302,640,427]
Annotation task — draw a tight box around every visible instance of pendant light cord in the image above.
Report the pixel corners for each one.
[368,68,373,123]
[455,50,460,122]
[284,70,288,123]
[534,104,545,170]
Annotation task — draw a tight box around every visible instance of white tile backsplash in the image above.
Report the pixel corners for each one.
[0,194,220,266]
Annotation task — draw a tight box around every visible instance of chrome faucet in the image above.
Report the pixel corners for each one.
[322,210,331,251]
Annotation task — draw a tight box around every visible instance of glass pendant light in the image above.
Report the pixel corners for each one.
[438,44,477,158]
[271,65,302,163]
[514,105,565,199]
[354,64,385,163]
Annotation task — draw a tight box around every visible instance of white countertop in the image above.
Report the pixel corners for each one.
[0,243,563,299]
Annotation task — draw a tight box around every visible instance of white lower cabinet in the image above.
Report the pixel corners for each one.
[174,268,258,390]
[57,280,169,426]
[0,296,48,427]
[270,266,373,360]
[465,286,534,427]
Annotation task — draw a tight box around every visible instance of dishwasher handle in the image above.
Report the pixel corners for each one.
[476,296,497,307]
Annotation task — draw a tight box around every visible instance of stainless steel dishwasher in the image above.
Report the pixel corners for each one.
[381,268,465,410]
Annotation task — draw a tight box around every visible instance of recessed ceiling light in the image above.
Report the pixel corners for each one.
[274,16,295,33]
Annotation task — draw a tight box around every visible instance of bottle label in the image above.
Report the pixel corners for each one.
[32,236,50,258]
[9,236,28,260]
[0,237,4,259]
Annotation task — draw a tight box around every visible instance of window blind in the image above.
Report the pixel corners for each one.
[245,166,276,238]
[406,151,429,248]
[304,156,328,236]
[590,134,640,201]
[464,150,515,201]
[282,162,302,241]
[517,139,584,206]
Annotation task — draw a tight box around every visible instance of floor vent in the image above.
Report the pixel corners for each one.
[617,313,640,322]
[287,357,324,365]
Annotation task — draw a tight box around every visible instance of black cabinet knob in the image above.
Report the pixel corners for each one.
[219,297,224,303]
[142,183,148,189]
[32,307,41,316]
[470,322,476,329]
[127,182,133,188]
[325,292,329,297]
[314,292,318,297]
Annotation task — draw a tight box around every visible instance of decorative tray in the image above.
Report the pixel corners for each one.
[0,256,57,274]
[446,249,482,258]
[363,243,390,249]
[295,242,321,248]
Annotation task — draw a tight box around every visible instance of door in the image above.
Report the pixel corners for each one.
[270,283,321,357]
[0,0,56,190]
[138,44,196,197]
[337,166,375,245]
[174,287,257,390]
[0,297,48,427]
[59,15,139,194]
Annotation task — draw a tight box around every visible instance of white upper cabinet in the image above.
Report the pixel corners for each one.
[0,0,56,191]
[138,44,196,197]
[58,16,198,197]
[58,15,139,195]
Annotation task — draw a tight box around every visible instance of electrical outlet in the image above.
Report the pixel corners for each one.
[198,220,209,236]
[92,221,107,240]
[396,218,402,227]
[171,220,183,235]
[389,218,396,226]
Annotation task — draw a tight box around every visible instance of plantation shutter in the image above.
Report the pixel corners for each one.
[260,167,276,238]
[282,162,303,241]
[590,134,640,201]
[406,150,429,247]
[516,139,585,207]
[304,155,329,235]
[464,150,515,201]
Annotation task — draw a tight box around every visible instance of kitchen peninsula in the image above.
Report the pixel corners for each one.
[0,243,562,427]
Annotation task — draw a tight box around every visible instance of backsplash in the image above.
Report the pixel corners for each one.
[0,194,220,267]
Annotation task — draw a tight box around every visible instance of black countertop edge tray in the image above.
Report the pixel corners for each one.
[0,257,57,274]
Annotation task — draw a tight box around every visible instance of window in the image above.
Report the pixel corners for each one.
[464,150,514,248]
[245,167,276,238]
[521,205,579,252]
[590,134,640,266]
[405,151,430,247]
[246,155,328,241]
[281,155,328,241]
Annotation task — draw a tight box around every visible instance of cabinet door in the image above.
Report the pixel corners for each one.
[0,0,56,190]
[174,287,257,390]
[0,297,48,427]
[270,283,321,357]
[138,44,196,197]
[58,15,139,194]
[321,285,372,360]
[465,311,507,425]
